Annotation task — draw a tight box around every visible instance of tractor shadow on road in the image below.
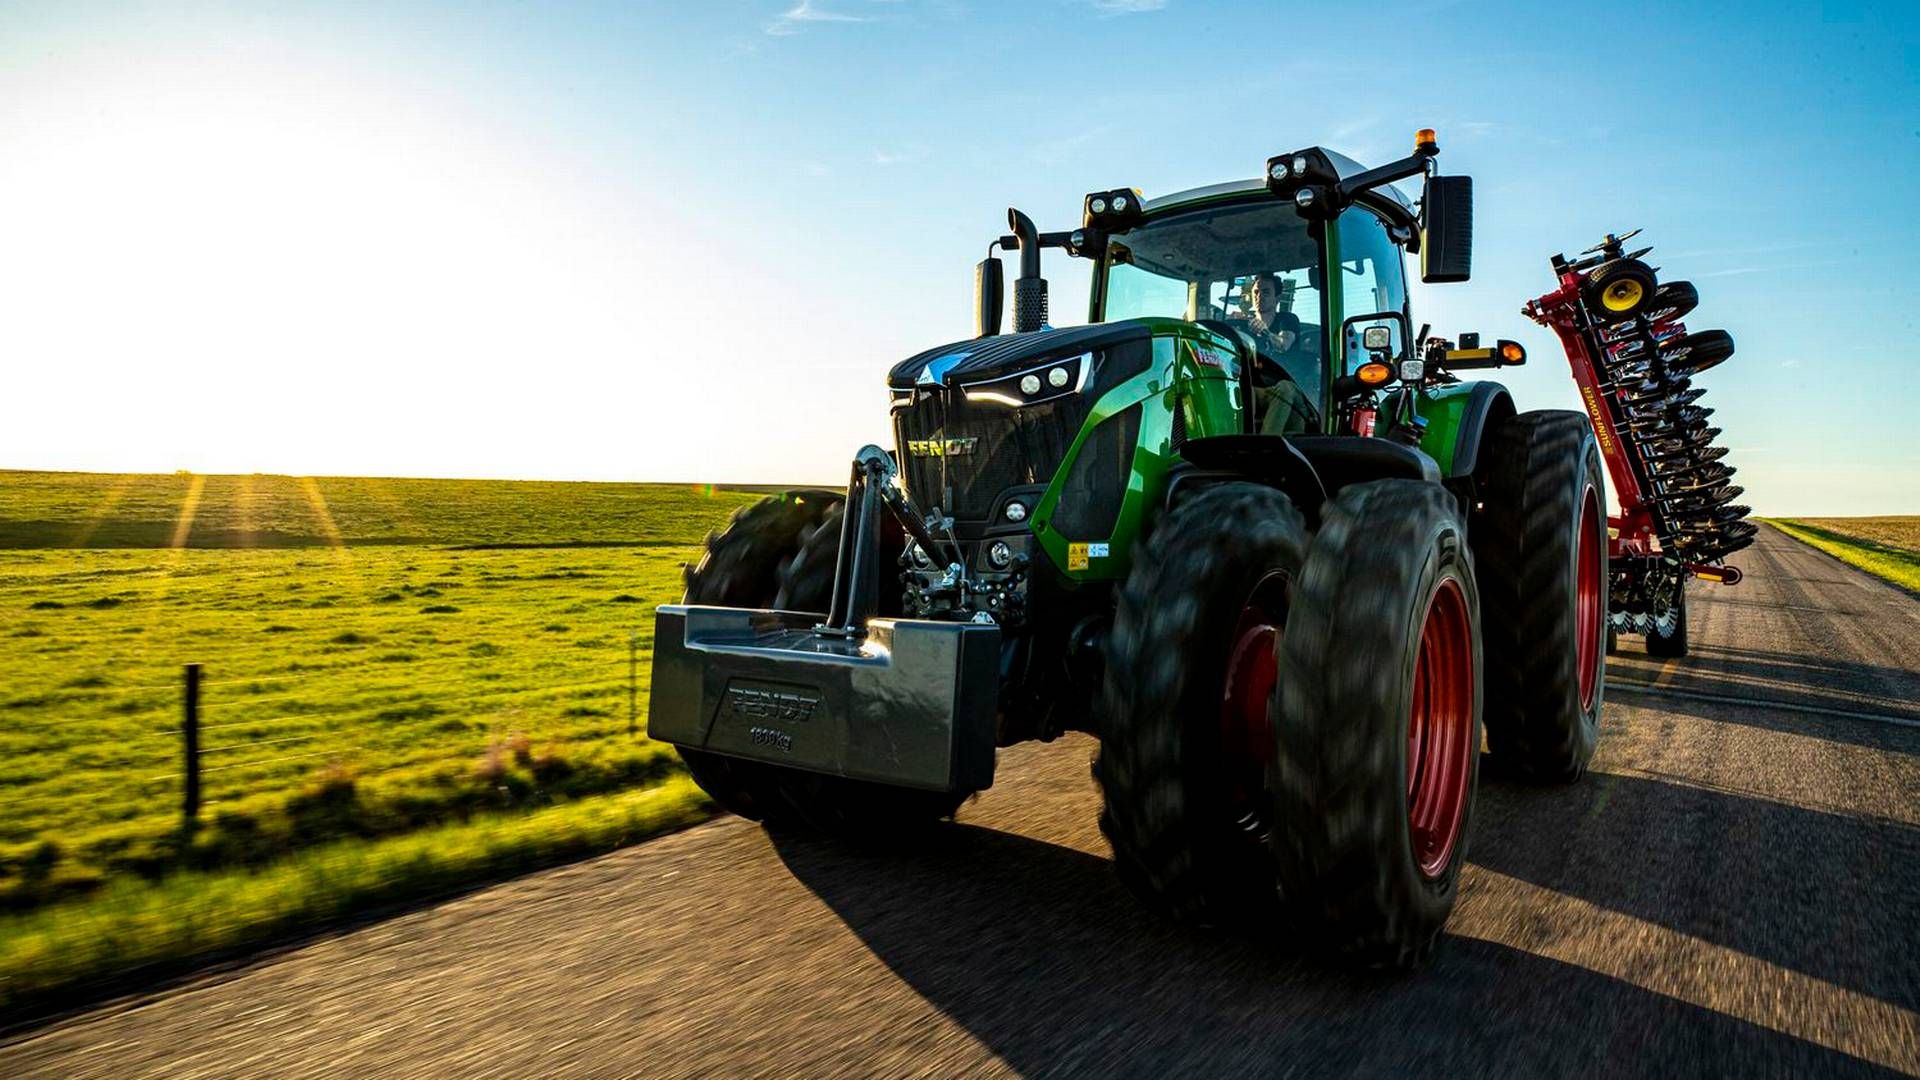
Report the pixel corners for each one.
[770,795,1903,1078]
[1472,768,1920,1012]
[1604,644,1920,752]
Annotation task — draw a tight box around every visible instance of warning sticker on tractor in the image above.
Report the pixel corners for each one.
[1067,542,1109,571]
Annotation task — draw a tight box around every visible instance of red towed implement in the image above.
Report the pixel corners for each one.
[1527,232,1749,656]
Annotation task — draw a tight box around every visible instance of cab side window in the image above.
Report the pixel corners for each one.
[1334,209,1409,372]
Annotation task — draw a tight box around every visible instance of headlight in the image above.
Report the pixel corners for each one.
[959,352,1090,407]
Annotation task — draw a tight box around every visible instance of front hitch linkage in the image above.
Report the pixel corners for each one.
[820,445,961,636]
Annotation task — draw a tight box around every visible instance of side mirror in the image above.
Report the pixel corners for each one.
[975,257,1004,338]
[1421,174,1473,283]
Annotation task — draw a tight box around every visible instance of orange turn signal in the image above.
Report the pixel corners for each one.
[1500,341,1526,364]
[1357,362,1393,386]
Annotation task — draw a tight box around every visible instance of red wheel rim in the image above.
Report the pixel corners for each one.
[1407,577,1473,880]
[1221,573,1288,822]
[1574,485,1603,711]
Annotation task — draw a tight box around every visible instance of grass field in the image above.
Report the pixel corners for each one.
[1767,517,1920,595]
[0,469,778,1009]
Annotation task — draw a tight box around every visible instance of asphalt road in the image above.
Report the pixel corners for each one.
[6,523,1918,1078]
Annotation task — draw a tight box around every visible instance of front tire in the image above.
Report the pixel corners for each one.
[765,504,965,840]
[1269,480,1482,968]
[1097,483,1309,924]
[678,492,842,824]
[1474,411,1607,782]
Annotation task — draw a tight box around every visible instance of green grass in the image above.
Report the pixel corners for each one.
[1767,517,1920,595]
[0,778,713,1011]
[0,468,790,1007]
[0,469,773,549]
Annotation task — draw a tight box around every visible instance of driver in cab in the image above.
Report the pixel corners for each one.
[1235,274,1320,434]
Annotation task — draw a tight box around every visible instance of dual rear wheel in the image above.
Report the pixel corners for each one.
[1474,411,1609,781]
[1096,480,1482,966]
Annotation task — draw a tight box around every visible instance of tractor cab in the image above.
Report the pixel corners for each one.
[973,132,1511,458]
[1088,171,1415,435]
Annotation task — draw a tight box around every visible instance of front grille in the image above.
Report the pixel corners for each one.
[894,390,1091,522]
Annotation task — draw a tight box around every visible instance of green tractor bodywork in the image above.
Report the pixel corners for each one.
[646,134,1596,967]
[1022,325,1508,586]
[1027,324,1240,583]
[1005,174,1516,586]
[654,139,1526,756]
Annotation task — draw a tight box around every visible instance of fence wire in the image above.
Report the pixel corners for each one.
[31,646,647,834]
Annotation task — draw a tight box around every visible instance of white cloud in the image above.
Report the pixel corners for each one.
[871,142,926,166]
[766,1,869,36]
[1032,126,1111,166]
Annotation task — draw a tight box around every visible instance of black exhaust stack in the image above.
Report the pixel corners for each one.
[1007,208,1048,333]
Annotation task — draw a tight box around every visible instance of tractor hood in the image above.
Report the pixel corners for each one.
[887,320,1157,390]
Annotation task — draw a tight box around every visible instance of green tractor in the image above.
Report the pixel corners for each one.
[649,130,1608,967]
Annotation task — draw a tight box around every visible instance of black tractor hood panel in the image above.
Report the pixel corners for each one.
[887,320,1157,390]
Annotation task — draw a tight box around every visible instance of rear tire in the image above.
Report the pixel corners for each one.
[1646,591,1689,657]
[1474,411,1607,782]
[1097,483,1309,925]
[1269,480,1482,968]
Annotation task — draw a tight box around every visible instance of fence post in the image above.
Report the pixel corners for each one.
[628,631,639,735]
[182,663,202,833]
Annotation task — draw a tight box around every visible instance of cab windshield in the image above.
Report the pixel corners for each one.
[1098,199,1325,403]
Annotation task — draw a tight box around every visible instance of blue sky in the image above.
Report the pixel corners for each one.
[1,0,1915,512]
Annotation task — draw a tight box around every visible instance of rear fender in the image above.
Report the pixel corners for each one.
[1415,381,1515,478]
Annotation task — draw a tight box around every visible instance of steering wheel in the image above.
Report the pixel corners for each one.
[1198,319,1323,433]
